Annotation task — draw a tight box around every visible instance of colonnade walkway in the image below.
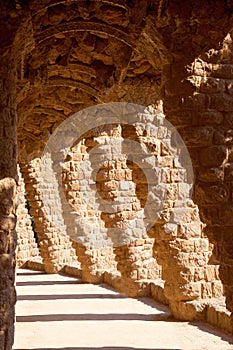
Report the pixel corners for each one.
[14,269,233,350]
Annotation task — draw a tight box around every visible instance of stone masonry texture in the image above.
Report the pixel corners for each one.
[16,165,41,267]
[0,0,233,348]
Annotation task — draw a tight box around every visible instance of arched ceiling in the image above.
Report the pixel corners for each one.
[13,0,233,162]
[15,0,167,162]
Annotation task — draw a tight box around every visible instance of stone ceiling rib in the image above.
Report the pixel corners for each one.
[47,64,96,78]
[48,76,102,101]
[23,107,67,120]
[31,0,128,17]
[35,21,134,47]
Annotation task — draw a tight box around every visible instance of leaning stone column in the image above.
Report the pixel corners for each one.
[16,165,41,268]
[99,157,159,297]
[90,124,161,295]
[162,51,229,320]
[62,123,160,287]
[153,207,212,320]
[21,158,78,274]
[62,126,118,283]
[0,55,18,348]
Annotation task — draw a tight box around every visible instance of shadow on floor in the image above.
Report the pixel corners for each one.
[14,347,181,350]
[137,297,169,314]
[16,280,82,286]
[17,293,126,301]
[16,312,170,322]
[190,320,233,345]
[17,272,46,276]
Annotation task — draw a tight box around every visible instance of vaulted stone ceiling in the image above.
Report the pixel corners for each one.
[15,0,168,162]
[2,0,232,162]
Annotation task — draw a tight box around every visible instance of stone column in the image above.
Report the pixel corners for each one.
[16,165,41,268]
[21,158,78,274]
[152,210,220,320]
[98,155,160,296]
[62,126,118,283]
[162,38,233,320]
[88,124,161,294]
[0,55,18,349]
[62,123,161,288]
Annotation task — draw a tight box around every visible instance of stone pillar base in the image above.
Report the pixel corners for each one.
[170,300,209,321]
[81,270,105,284]
[118,279,151,297]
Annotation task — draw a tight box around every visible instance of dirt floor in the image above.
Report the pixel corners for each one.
[14,269,233,350]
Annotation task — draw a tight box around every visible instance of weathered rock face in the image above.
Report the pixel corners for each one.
[0,0,233,346]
